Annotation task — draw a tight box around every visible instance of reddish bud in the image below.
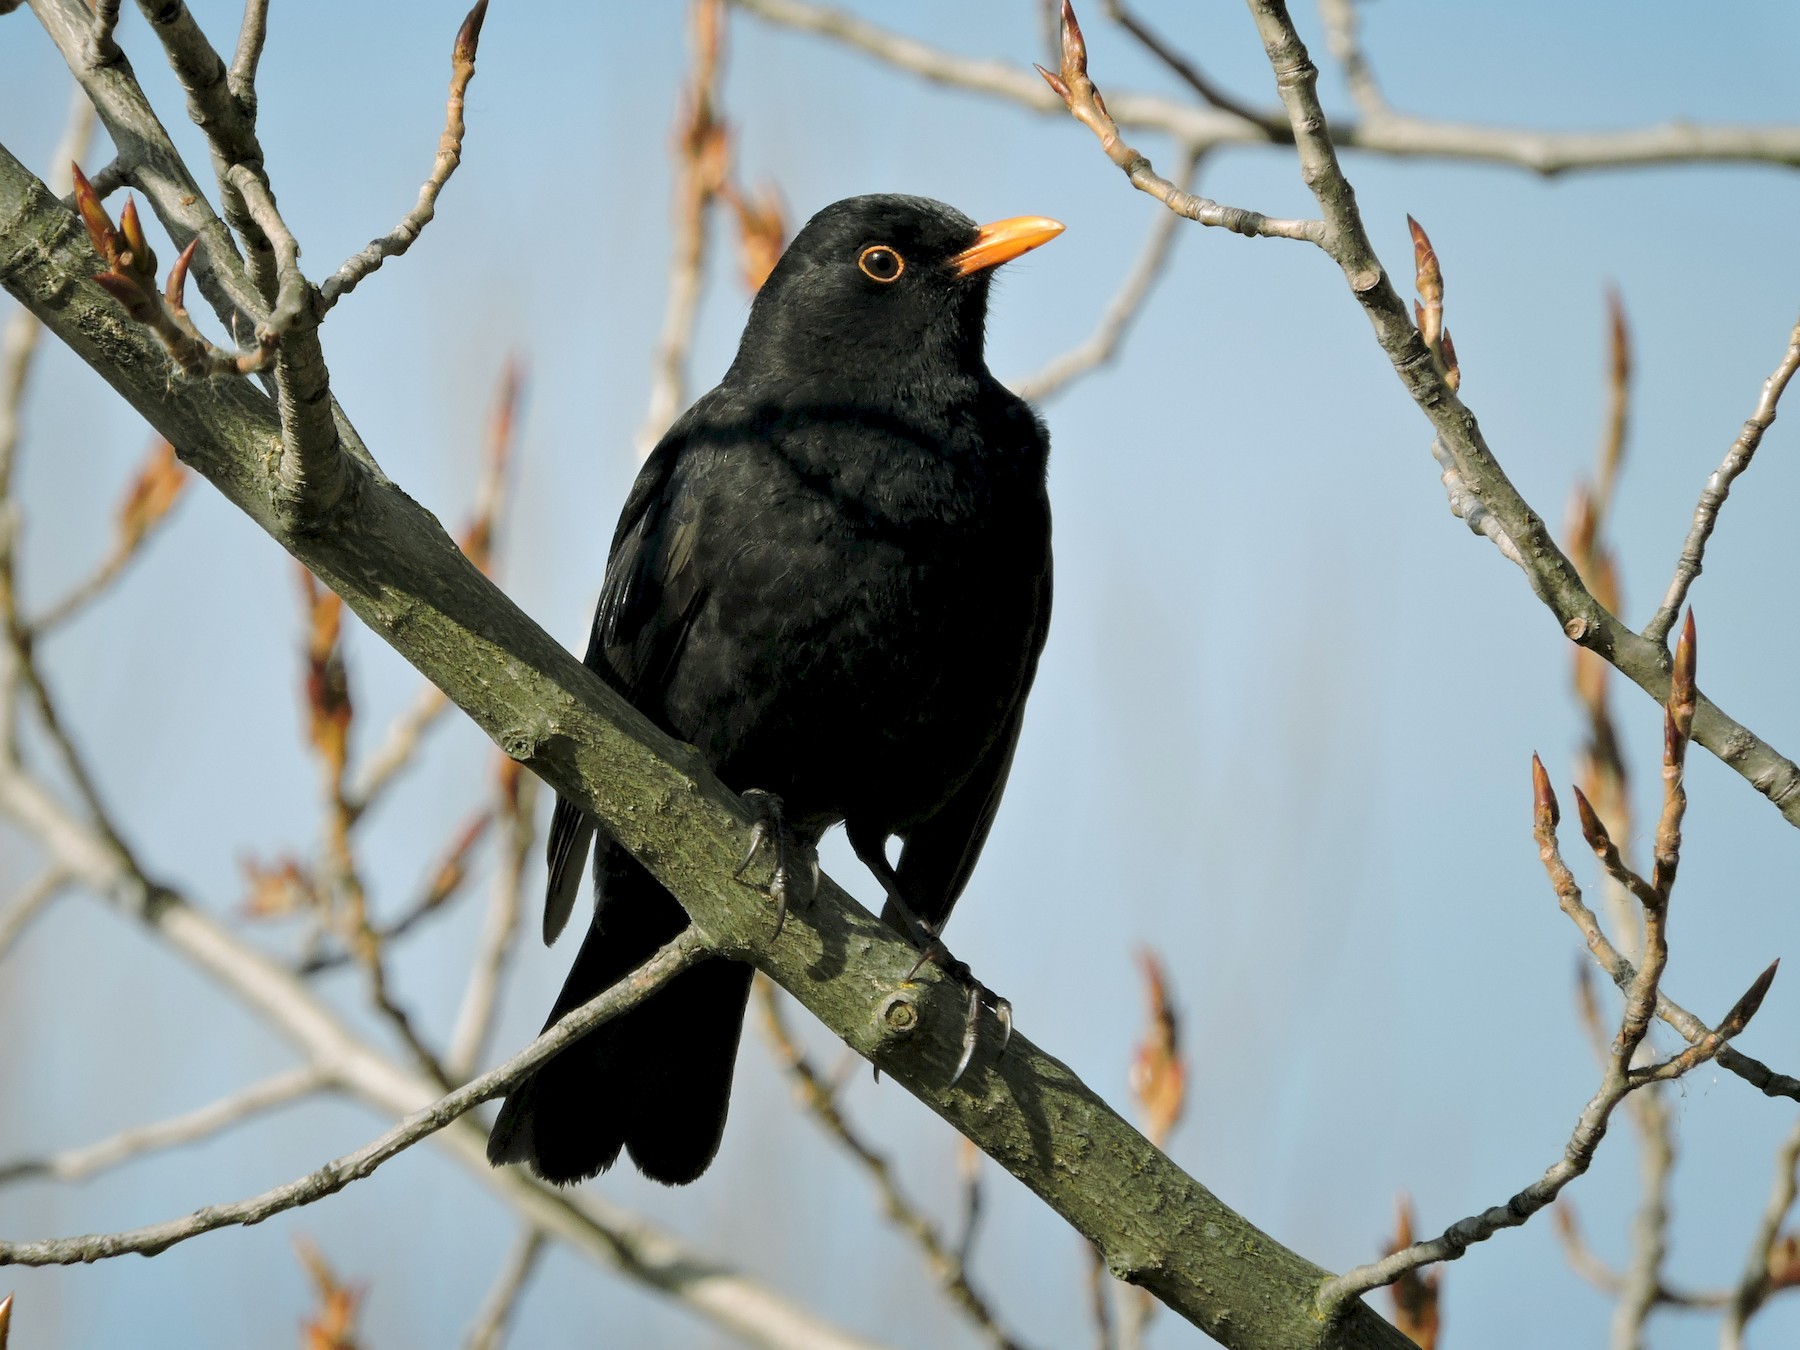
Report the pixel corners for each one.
[70,161,119,265]
[0,1293,12,1350]
[1531,753,1560,831]
[117,195,157,281]
[1607,287,1631,386]
[165,239,198,314]
[1060,0,1089,78]
[1406,214,1442,306]
[92,271,156,322]
[455,0,489,64]
[1035,63,1072,103]
[1129,948,1185,1147]
[1439,327,1460,391]
[1571,785,1611,853]
[116,439,188,550]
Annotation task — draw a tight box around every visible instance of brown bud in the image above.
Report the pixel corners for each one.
[1129,948,1185,1147]
[1439,327,1460,391]
[1670,609,1697,721]
[71,161,119,265]
[1060,0,1089,78]
[1531,753,1559,831]
[1606,286,1631,390]
[117,195,157,282]
[1571,785,1611,854]
[116,439,188,550]
[165,238,198,315]
[1384,1195,1441,1349]
[1719,958,1780,1038]
[0,1292,12,1350]
[92,271,156,322]
[454,0,489,64]
[1035,63,1072,103]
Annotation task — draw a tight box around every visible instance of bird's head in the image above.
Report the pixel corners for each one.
[728,194,1063,397]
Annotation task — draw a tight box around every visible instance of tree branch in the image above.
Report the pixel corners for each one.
[0,931,705,1265]
[0,137,1413,1350]
[0,1065,329,1187]
[1645,308,1800,646]
[729,0,1800,173]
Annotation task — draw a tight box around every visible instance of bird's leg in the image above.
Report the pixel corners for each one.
[732,790,818,940]
[846,826,1012,1086]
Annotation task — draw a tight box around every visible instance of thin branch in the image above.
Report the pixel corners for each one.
[756,979,1031,1350]
[1314,0,1384,116]
[1102,0,1285,134]
[1722,1112,1800,1347]
[0,867,71,963]
[0,930,705,1265]
[344,683,450,818]
[1644,308,1800,646]
[227,0,269,110]
[462,1227,548,1350]
[729,0,1800,173]
[1551,1202,1729,1310]
[636,0,731,455]
[0,1065,329,1187]
[1318,753,1764,1312]
[447,763,537,1080]
[1010,144,1200,403]
[1036,8,1321,243]
[319,0,489,310]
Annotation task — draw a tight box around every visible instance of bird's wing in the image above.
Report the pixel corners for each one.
[542,430,709,944]
[894,552,1052,933]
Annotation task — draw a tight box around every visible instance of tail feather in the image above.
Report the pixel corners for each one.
[487,838,752,1186]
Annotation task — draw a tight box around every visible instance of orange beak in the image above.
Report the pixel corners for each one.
[950,215,1065,276]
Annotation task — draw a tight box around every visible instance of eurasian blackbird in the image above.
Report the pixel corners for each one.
[487,194,1062,1186]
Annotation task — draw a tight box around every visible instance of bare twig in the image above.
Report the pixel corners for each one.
[0,1065,329,1187]
[320,0,489,309]
[1101,0,1285,134]
[756,979,1030,1350]
[447,760,537,1079]
[1645,309,1800,646]
[1314,0,1384,116]
[462,1227,548,1350]
[87,0,121,65]
[730,0,1800,172]
[31,438,188,635]
[0,867,71,964]
[1722,1113,1800,1346]
[0,929,705,1266]
[345,357,522,820]
[1036,5,1321,243]
[1551,1203,1729,1310]
[1011,144,1200,403]
[1318,733,1767,1312]
[637,0,732,454]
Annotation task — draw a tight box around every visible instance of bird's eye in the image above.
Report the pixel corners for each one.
[858,245,905,283]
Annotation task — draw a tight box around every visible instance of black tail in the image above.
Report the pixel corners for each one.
[486,839,753,1185]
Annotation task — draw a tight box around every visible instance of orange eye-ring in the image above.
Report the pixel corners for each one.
[858,245,905,283]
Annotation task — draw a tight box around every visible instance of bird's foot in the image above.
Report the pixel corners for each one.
[905,935,1012,1087]
[732,789,818,940]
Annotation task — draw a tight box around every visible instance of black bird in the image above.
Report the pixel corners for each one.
[488,194,1062,1186]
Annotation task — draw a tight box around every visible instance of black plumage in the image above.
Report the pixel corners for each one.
[487,194,1060,1185]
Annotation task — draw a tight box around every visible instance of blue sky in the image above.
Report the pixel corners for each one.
[4,2,1800,1346]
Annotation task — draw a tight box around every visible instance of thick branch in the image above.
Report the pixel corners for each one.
[0,140,1410,1350]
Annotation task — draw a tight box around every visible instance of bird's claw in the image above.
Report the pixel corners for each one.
[903,934,1010,1086]
[732,790,817,940]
